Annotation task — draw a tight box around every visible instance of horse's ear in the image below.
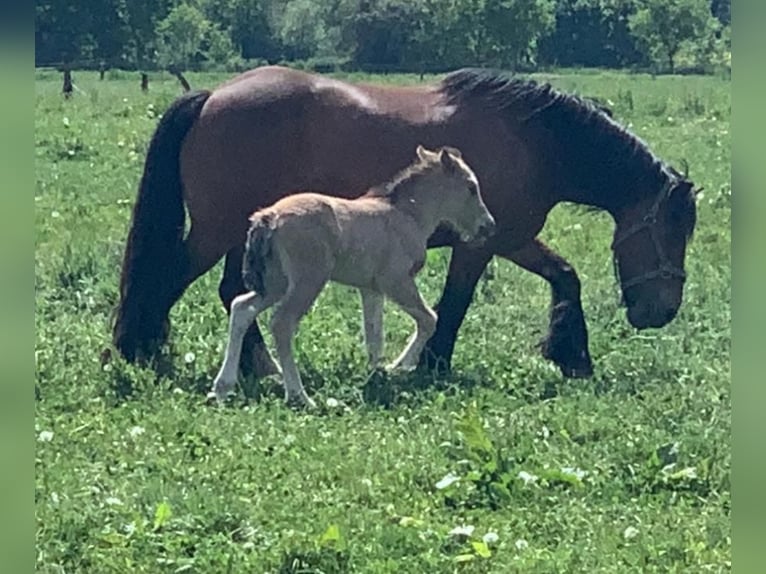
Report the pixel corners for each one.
[439,148,458,173]
[416,145,431,162]
[442,145,462,158]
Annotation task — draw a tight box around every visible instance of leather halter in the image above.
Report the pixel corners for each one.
[612,178,687,296]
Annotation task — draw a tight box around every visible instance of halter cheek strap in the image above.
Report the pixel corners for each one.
[612,179,687,295]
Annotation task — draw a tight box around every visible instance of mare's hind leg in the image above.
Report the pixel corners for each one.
[382,278,437,372]
[420,243,494,373]
[209,290,279,402]
[359,289,384,367]
[219,246,280,378]
[497,238,593,378]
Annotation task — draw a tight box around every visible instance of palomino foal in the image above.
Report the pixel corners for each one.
[209,145,496,408]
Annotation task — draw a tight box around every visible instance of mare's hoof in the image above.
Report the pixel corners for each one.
[418,350,451,375]
[538,336,593,380]
[558,362,594,379]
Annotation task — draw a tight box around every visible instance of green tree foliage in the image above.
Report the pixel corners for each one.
[710,0,730,26]
[155,3,211,70]
[35,0,98,64]
[351,0,428,69]
[34,0,732,74]
[628,0,718,72]
[476,0,556,69]
[539,0,645,68]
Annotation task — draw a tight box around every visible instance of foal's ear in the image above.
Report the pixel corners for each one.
[441,145,463,158]
[439,148,459,173]
[416,144,432,162]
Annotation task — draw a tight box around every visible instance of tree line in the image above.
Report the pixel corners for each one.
[35,0,731,75]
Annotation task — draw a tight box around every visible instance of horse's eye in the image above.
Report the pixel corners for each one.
[467,182,478,195]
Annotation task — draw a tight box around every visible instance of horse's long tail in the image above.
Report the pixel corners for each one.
[112,89,211,362]
[243,212,278,297]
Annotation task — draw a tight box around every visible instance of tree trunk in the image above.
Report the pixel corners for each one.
[62,69,73,98]
[168,66,191,92]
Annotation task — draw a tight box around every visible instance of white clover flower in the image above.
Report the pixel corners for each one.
[623,526,639,540]
[482,531,499,545]
[448,525,475,539]
[37,430,54,442]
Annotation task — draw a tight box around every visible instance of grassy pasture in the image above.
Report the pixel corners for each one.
[35,69,730,572]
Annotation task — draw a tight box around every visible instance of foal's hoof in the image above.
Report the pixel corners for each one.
[384,363,416,374]
[206,388,235,405]
[285,394,317,410]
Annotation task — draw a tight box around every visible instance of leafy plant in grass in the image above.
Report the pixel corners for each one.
[277,524,351,573]
[440,405,517,510]
[438,406,588,510]
[624,441,713,499]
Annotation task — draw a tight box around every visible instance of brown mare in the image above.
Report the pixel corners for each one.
[113,66,698,380]
[210,145,494,407]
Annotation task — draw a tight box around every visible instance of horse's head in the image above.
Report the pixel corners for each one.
[612,166,698,329]
[414,145,496,242]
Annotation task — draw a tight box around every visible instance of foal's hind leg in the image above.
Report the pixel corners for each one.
[497,238,593,378]
[382,278,437,372]
[268,259,331,408]
[209,291,278,402]
[270,286,325,408]
[219,246,280,378]
[360,289,384,367]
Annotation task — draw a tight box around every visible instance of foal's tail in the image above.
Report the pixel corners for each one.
[243,212,278,297]
[112,89,211,362]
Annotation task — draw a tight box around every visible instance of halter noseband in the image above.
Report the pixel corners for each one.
[611,178,687,296]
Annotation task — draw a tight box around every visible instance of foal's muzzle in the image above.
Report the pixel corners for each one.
[476,216,497,241]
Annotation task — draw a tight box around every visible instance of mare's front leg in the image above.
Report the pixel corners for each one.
[219,246,281,378]
[419,243,494,373]
[383,279,437,372]
[497,238,593,378]
[359,289,384,367]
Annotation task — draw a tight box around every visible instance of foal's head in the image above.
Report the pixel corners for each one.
[410,145,496,242]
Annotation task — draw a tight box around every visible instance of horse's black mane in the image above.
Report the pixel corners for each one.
[439,68,695,224]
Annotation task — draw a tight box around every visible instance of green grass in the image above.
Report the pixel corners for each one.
[35,70,730,572]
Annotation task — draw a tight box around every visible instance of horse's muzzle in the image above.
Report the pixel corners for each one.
[627,300,679,329]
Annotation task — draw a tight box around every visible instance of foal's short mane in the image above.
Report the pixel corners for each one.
[439,68,696,231]
[363,155,441,201]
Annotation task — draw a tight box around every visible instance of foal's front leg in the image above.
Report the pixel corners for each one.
[360,289,384,367]
[210,291,270,402]
[384,279,437,372]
